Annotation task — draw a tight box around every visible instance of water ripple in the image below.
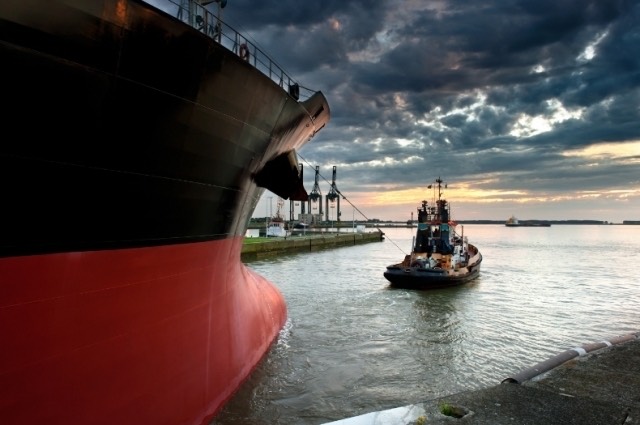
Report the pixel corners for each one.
[213,225,640,425]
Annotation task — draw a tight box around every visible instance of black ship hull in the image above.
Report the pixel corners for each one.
[1,0,328,257]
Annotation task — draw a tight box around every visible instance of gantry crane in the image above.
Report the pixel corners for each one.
[325,166,341,223]
[308,165,322,219]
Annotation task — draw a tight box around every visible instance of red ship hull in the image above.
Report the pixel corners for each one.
[1,238,286,425]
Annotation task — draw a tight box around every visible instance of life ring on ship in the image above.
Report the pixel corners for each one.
[239,43,249,61]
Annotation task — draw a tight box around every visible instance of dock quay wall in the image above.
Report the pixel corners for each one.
[241,232,384,262]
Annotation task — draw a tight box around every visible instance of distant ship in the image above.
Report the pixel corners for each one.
[0,1,329,424]
[266,198,290,237]
[505,216,551,227]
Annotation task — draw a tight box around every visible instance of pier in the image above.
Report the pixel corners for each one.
[241,231,384,261]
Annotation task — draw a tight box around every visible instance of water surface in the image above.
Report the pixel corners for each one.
[212,225,640,424]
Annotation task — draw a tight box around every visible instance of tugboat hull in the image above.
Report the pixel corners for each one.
[384,262,481,289]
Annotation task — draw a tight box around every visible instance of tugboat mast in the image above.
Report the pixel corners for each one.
[436,176,444,201]
[413,177,455,255]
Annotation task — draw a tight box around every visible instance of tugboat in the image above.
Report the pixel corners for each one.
[383,178,482,289]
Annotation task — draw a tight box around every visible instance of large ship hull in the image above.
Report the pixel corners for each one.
[0,0,329,424]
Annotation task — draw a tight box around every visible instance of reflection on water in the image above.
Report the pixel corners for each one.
[212,225,640,425]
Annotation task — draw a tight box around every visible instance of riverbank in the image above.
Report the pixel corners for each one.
[241,231,384,261]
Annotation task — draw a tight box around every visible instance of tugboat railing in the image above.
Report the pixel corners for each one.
[148,0,314,101]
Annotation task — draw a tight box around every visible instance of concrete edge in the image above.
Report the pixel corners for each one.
[501,331,640,384]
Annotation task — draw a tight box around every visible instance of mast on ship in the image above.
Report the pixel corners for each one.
[434,177,453,254]
[273,198,285,221]
[413,177,454,255]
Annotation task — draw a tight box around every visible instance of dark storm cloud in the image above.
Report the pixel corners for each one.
[222,0,388,74]
[208,0,640,219]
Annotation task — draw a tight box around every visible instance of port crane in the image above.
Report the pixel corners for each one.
[325,166,341,223]
[307,166,323,218]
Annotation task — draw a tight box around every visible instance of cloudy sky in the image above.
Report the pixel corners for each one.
[219,0,638,223]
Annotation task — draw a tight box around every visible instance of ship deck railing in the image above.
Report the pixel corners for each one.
[151,0,315,101]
